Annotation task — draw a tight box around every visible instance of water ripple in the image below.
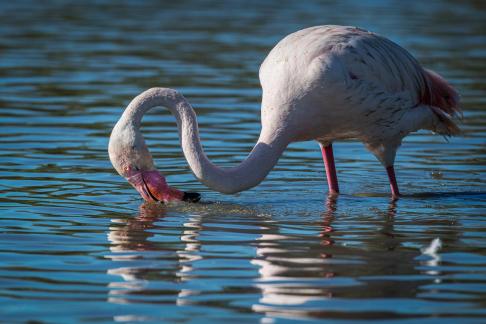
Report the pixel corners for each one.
[1,0,485,322]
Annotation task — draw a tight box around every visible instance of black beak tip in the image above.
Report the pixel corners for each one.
[182,192,201,203]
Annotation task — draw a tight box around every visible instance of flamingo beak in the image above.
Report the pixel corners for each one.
[126,170,200,203]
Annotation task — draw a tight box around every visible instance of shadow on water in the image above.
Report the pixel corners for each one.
[403,191,486,199]
[354,191,486,199]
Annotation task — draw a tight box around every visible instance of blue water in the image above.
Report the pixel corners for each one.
[1,0,485,323]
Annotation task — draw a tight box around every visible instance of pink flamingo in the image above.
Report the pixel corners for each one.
[109,25,460,203]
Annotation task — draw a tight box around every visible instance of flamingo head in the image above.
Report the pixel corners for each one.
[108,124,200,203]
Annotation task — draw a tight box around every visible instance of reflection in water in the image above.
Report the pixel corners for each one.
[420,238,442,277]
[106,203,203,306]
[320,195,337,249]
[370,200,400,252]
[251,196,336,319]
[251,196,420,319]
[106,203,164,304]
[176,211,203,305]
[102,195,470,321]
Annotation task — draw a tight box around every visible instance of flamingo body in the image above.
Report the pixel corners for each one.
[259,26,459,165]
[109,25,460,202]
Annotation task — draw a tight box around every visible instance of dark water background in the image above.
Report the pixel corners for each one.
[1,0,485,323]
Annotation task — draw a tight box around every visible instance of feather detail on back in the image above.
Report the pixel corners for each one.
[421,69,462,136]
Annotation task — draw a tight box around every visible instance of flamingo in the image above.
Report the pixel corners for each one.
[108,25,460,203]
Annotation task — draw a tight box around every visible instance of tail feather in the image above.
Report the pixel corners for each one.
[428,105,461,136]
[421,69,462,136]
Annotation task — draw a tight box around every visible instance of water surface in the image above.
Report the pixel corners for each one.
[1,0,485,323]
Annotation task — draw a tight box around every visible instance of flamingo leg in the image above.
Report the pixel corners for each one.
[321,144,339,195]
[386,166,400,198]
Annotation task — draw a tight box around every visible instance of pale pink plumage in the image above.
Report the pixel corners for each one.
[422,69,461,135]
[109,25,461,201]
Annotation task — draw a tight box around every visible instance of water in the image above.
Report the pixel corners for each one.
[1,0,485,322]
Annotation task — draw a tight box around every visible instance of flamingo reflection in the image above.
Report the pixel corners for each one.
[251,196,336,318]
[106,203,202,305]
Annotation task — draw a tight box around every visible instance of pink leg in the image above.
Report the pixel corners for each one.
[321,144,339,195]
[386,166,400,199]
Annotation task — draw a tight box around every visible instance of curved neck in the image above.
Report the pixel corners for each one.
[121,88,289,194]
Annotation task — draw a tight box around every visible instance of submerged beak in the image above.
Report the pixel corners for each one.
[126,170,200,203]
